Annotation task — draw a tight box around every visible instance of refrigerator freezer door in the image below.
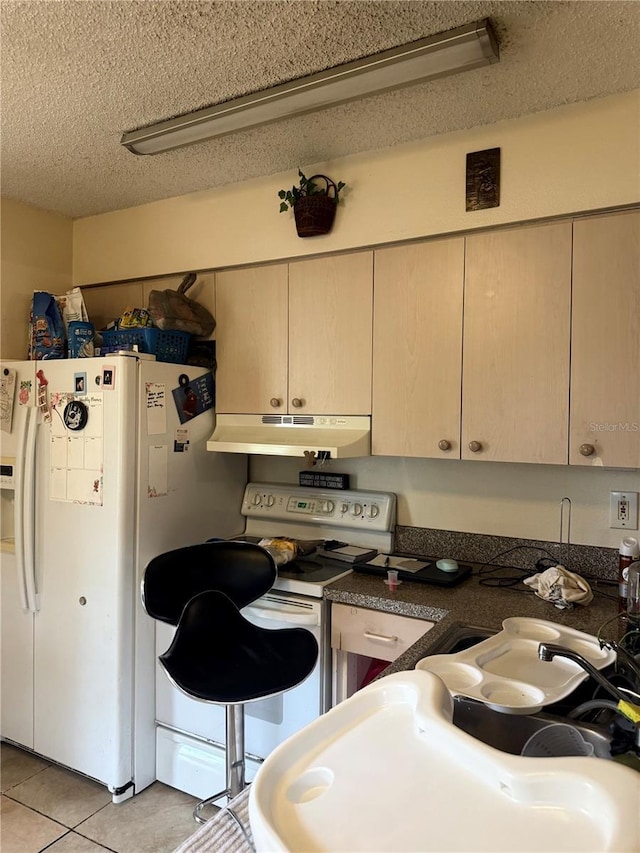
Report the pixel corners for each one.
[0,360,37,747]
[0,362,36,748]
[32,357,137,790]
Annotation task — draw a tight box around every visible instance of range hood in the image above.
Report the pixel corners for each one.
[207,414,370,458]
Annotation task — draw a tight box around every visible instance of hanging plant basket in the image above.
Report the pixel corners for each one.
[279,171,345,239]
[293,176,339,237]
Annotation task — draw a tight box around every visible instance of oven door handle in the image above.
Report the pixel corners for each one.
[244,605,320,627]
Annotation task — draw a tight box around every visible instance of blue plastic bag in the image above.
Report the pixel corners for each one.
[28,291,66,359]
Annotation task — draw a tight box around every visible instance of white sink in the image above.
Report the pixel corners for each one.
[249,670,640,852]
[415,617,617,714]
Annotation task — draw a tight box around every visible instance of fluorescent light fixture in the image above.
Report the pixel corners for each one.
[121,19,499,156]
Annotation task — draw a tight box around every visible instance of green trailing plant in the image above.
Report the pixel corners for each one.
[278,169,345,213]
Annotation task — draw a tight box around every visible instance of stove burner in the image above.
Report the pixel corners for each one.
[280,557,321,575]
[276,555,351,584]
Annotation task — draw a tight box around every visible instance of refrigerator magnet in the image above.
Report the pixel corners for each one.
[171,372,214,424]
[18,379,32,406]
[102,365,116,390]
[74,372,87,394]
[36,369,52,422]
[63,399,89,431]
[174,427,190,452]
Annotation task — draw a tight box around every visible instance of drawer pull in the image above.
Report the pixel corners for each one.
[363,631,398,644]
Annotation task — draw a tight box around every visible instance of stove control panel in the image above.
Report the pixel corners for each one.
[242,483,396,532]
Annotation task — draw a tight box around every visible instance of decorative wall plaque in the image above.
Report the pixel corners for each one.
[466,147,501,211]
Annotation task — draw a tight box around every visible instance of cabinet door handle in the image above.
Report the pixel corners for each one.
[363,631,398,643]
[438,439,451,451]
[468,440,483,453]
[270,398,281,408]
[579,443,595,457]
[291,397,304,408]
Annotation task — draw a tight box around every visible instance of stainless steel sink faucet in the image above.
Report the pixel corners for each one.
[537,643,630,705]
[600,639,640,690]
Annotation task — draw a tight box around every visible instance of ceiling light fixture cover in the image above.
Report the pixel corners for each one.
[121,19,499,156]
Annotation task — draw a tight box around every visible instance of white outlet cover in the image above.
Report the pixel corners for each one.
[610,491,639,529]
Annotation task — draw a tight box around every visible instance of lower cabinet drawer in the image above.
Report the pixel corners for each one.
[331,603,433,663]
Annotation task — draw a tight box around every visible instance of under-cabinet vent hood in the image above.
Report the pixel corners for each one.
[207,414,370,458]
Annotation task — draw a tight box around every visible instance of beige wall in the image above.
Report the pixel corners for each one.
[250,455,639,551]
[0,198,73,359]
[73,91,640,285]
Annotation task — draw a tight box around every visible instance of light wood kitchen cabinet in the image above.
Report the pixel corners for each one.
[372,237,465,457]
[288,252,373,414]
[215,263,288,414]
[372,222,571,465]
[570,210,640,468]
[462,221,572,464]
[216,252,373,415]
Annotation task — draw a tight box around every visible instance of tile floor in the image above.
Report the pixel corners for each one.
[1,743,204,853]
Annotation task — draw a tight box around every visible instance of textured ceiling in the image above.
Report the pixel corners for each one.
[1,0,639,219]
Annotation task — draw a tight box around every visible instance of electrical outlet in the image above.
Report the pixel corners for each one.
[609,491,639,529]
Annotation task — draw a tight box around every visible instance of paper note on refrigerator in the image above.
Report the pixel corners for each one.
[49,393,104,505]
[145,382,166,435]
[0,368,16,433]
[148,444,168,498]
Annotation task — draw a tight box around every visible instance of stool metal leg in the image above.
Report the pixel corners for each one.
[193,704,247,824]
[228,704,245,798]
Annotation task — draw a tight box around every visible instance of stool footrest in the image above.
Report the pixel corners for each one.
[194,789,230,824]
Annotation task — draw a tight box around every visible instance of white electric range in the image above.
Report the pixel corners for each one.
[239,481,397,595]
[155,482,397,803]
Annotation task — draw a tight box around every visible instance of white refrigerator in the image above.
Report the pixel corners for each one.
[0,354,247,800]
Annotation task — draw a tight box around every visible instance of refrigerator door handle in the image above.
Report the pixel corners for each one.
[13,403,29,610]
[23,406,39,612]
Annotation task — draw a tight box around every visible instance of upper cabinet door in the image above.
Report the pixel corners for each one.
[215,264,288,414]
[571,210,640,468]
[288,252,373,415]
[462,221,572,464]
[372,238,464,458]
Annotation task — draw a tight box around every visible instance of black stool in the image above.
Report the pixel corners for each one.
[142,541,319,824]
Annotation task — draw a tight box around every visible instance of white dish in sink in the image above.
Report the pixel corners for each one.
[415,617,616,714]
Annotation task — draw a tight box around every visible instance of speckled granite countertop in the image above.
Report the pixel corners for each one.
[324,569,619,675]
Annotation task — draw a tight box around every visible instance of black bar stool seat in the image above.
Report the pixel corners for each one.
[161,588,319,703]
[142,541,319,824]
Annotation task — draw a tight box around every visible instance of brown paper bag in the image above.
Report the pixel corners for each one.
[148,273,215,337]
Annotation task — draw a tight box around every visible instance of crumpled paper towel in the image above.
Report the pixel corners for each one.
[523,565,593,609]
